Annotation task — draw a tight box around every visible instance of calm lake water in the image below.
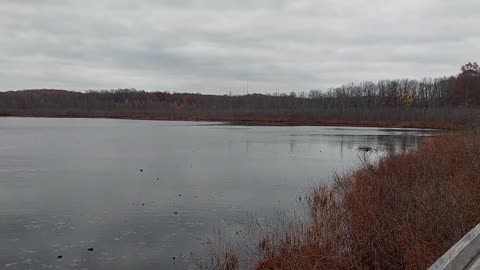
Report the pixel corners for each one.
[0,118,438,269]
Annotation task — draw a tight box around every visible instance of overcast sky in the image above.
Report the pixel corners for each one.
[1,0,478,94]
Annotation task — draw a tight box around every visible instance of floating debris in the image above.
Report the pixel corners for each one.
[87,248,94,251]
[358,146,373,152]
[5,262,17,268]
[57,255,63,259]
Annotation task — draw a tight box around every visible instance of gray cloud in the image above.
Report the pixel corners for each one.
[0,0,478,94]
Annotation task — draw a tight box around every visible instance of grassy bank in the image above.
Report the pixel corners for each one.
[0,111,465,130]
[211,127,480,269]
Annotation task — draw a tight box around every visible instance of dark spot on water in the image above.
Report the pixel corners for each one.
[178,194,181,197]
[142,203,145,206]
[194,196,197,198]
[139,169,143,172]
[87,248,94,251]
[358,146,372,152]
[57,255,63,259]
[172,256,176,260]
[174,212,178,215]
[156,178,159,180]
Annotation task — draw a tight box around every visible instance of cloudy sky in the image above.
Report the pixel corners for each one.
[1,0,478,94]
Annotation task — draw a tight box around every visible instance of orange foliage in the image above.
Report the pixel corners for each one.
[254,130,480,269]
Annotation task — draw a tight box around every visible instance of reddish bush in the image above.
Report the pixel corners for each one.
[252,131,480,270]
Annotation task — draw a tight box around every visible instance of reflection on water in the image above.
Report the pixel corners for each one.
[0,118,439,269]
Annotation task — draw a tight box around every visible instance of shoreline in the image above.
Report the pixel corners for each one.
[0,113,459,130]
[215,129,480,269]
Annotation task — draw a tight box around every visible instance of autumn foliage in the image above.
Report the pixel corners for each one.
[207,127,480,270]
[254,129,480,270]
[0,63,479,129]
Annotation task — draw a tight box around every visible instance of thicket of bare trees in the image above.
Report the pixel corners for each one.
[1,63,479,125]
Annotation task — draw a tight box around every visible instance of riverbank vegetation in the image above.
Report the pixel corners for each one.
[2,63,479,269]
[210,63,479,270]
[1,63,479,129]
[207,126,480,270]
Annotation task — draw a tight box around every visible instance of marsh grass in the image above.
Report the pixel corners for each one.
[207,127,480,269]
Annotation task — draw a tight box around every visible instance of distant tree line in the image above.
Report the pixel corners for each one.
[0,63,479,126]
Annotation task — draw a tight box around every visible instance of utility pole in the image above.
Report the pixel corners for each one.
[229,91,233,116]
[246,83,250,114]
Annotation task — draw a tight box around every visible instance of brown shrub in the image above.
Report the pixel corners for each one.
[255,132,480,270]
[202,240,240,270]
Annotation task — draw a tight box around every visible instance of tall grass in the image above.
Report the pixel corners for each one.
[210,127,480,269]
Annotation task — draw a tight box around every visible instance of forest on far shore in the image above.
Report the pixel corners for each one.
[1,62,479,127]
